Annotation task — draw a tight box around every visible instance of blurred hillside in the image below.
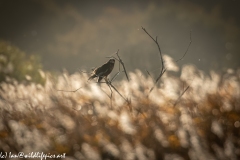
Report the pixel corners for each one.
[0,0,239,74]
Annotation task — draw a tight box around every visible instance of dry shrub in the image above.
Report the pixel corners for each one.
[0,63,240,160]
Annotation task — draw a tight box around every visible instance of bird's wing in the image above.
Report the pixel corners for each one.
[95,63,110,77]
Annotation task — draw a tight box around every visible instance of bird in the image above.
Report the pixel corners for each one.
[88,58,115,83]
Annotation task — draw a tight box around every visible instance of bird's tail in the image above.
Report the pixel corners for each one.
[88,74,97,81]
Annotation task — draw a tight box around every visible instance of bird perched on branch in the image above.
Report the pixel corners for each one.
[88,58,115,83]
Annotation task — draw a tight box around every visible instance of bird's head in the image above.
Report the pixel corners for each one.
[109,58,115,64]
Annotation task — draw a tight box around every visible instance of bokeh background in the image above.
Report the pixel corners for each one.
[0,0,239,75]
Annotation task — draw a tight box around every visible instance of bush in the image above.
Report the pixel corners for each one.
[0,40,45,85]
[0,62,239,160]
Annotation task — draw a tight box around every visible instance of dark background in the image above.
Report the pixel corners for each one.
[0,0,239,75]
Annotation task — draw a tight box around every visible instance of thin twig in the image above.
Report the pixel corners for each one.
[99,86,111,98]
[109,51,131,104]
[110,71,121,82]
[105,79,128,102]
[56,87,82,92]
[142,27,165,95]
[173,31,192,106]
[116,50,129,81]
[118,55,121,71]
[106,50,129,82]
[105,80,113,109]
[109,83,128,102]
[142,27,164,74]
[145,69,153,79]
[78,69,91,74]
[174,86,190,107]
[155,68,167,83]
[105,56,119,61]
[98,77,129,104]
[176,30,192,62]
[148,69,166,94]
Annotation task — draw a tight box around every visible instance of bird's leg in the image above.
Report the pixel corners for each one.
[104,77,108,83]
[98,76,104,83]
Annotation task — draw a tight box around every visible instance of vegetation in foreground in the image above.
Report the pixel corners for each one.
[0,58,240,160]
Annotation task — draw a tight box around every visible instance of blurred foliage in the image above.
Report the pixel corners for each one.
[0,61,239,159]
[0,40,45,85]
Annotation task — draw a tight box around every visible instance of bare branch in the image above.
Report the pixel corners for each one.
[105,79,129,103]
[100,80,113,109]
[109,83,128,102]
[97,77,129,104]
[110,71,121,82]
[105,56,119,61]
[145,69,153,79]
[142,27,164,74]
[155,68,167,83]
[115,50,129,81]
[148,69,166,95]
[106,81,113,109]
[174,86,190,107]
[176,30,192,62]
[78,69,90,74]
[105,51,131,105]
[99,86,111,98]
[142,27,165,95]
[106,50,129,82]
[56,87,82,93]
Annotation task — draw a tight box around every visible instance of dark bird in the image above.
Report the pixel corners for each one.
[88,58,115,82]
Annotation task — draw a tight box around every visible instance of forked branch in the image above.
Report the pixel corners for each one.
[106,49,129,81]
[142,27,165,95]
[142,27,164,74]
[142,27,192,96]
[115,50,129,81]
[105,78,129,103]
[102,50,130,105]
